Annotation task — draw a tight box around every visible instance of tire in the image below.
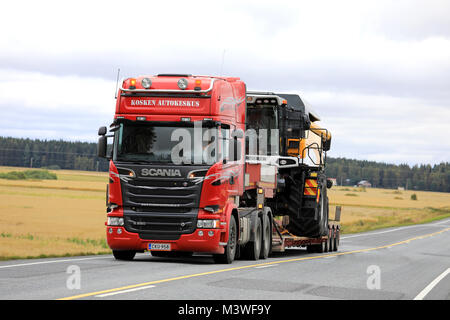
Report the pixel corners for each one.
[260,215,271,259]
[316,238,328,253]
[306,245,317,253]
[241,216,262,260]
[286,176,329,238]
[213,216,237,264]
[113,250,136,261]
[329,228,335,252]
[334,229,340,251]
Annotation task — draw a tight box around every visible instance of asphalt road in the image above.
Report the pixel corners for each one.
[1,218,449,300]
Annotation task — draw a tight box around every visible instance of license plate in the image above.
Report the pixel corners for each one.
[148,243,171,251]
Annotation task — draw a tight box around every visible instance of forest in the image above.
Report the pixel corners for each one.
[0,136,449,192]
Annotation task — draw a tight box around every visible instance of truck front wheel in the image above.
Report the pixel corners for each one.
[213,216,237,264]
[113,250,136,261]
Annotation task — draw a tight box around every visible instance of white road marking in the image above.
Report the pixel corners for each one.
[255,264,278,269]
[95,285,156,297]
[0,256,113,269]
[431,219,450,226]
[341,227,417,239]
[414,268,450,300]
[341,219,450,240]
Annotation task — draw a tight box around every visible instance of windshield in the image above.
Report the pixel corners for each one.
[113,121,219,165]
[246,106,279,156]
[247,106,278,131]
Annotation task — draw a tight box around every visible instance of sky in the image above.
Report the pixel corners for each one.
[0,0,449,166]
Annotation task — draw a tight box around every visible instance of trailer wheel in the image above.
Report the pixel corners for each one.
[316,238,328,253]
[329,228,335,252]
[213,216,237,264]
[241,217,262,260]
[334,229,340,251]
[112,250,136,261]
[260,215,271,259]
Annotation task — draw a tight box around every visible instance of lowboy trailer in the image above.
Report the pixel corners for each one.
[97,74,340,263]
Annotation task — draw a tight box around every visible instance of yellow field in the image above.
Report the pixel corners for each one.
[0,166,449,260]
[328,186,450,233]
[0,166,110,260]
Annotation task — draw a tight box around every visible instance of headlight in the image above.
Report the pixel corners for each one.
[197,219,220,229]
[107,217,124,226]
[188,169,208,179]
[203,205,220,213]
[177,78,188,90]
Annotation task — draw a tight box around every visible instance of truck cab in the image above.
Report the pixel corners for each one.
[98,76,339,263]
[98,74,246,262]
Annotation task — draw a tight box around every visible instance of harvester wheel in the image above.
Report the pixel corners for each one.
[286,176,329,238]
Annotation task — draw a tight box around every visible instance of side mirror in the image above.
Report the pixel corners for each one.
[303,115,311,130]
[98,126,107,136]
[323,138,331,152]
[326,179,333,189]
[98,135,107,158]
[233,137,242,161]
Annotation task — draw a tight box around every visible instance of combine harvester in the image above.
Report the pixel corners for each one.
[98,74,340,263]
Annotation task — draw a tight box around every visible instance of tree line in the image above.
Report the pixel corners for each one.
[0,136,448,192]
[0,136,110,172]
[325,157,450,192]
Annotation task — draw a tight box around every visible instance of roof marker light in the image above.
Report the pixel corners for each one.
[194,79,202,91]
[130,78,136,87]
[178,78,188,90]
[141,78,152,89]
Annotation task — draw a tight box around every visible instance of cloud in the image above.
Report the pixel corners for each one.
[0,0,449,165]
[0,70,116,141]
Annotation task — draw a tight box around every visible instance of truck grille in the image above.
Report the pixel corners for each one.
[119,174,203,240]
[122,178,201,209]
[123,211,198,240]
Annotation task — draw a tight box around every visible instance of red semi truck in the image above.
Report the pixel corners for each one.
[98,74,339,263]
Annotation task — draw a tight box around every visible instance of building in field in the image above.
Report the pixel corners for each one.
[357,180,372,188]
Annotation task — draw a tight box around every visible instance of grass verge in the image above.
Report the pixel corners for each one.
[338,206,450,234]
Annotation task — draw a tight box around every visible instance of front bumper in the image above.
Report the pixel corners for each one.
[106,226,225,254]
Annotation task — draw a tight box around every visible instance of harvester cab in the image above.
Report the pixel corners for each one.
[245,91,333,239]
[245,92,331,167]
